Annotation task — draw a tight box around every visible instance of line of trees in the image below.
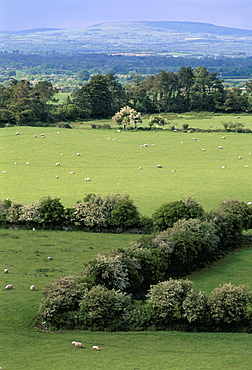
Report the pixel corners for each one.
[28,195,252,332]
[1,67,252,126]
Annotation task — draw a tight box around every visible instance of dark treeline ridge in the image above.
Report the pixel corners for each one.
[1,51,252,78]
[1,67,252,127]
[30,196,252,333]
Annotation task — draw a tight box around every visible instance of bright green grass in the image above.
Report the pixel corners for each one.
[1,229,252,369]
[1,123,252,214]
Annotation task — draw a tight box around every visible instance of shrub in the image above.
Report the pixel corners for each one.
[208,283,252,328]
[152,197,204,231]
[182,289,208,325]
[108,198,141,231]
[147,279,195,326]
[38,276,86,329]
[79,285,131,331]
[38,196,65,228]
[219,199,252,230]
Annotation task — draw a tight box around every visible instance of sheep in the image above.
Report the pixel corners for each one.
[180,142,183,144]
[244,165,249,168]
[4,268,8,273]
[171,169,176,173]
[192,138,196,141]
[40,133,45,138]
[13,162,17,165]
[76,153,81,156]
[222,136,226,139]
[5,284,13,290]
[152,144,156,146]
[47,256,53,260]
[55,176,59,179]
[73,341,84,348]
[60,153,64,156]
[143,144,148,147]
[34,135,37,138]
[30,285,36,291]
[218,146,223,149]
[26,162,30,165]
[69,171,75,174]
[15,132,20,135]
[138,167,142,170]
[249,153,251,156]
[201,149,205,151]
[2,171,7,173]
[84,177,90,181]
[222,165,226,168]
[92,345,100,351]
[55,162,60,166]
[247,202,252,205]
[235,116,241,119]
[238,156,242,160]
[157,165,163,168]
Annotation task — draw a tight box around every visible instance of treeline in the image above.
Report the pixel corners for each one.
[1,68,252,126]
[2,51,252,78]
[35,197,252,332]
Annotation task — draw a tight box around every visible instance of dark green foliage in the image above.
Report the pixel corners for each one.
[108,199,141,231]
[79,285,131,331]
[152,197,204,231]
[219,199,252,230]
[38,196,65,228]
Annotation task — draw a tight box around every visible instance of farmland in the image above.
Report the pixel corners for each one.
[1,229,252,369]
[1,114,252,214]
[2,116,252,369]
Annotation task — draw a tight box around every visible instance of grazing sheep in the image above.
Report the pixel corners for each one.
[152,144,156,147]
[180,142,183,144]
[60,153,64,156]
[138,167,142,170]
[218,146,223,149]
[238,156,242,160]
[244,165,249,168]
[235,116,241,119]
[55,162,60,166]
[47,256,53,260]
[222,165,226,168]
[4,268,8,273]
[222,136,226,139]
[247,202,252,205]
[30,285,36,290]
[13,162,17,165]
[143,144,148,147]
[34,135,37,138]
[2,171,7,173]
[57,131,60,134]
[76,153,80,156]
[84,177,90,181]
[92,345,100,351]
[69,171,75,174]
[15,132,20,135]
[171,169,176,172]
[26,162,30,165]
[192,138,196,141]
[157,165,163,168]
[117,129,121,133]
[73,341,84,348]
[55,176,59,179]
[140,145,143,148]
[202,149,205,151]
[113,138,117,141]
[5,284,13,290]
[40,134,45,137]
[249,153,251,156]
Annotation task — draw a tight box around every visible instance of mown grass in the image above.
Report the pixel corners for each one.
[1,117,252,214]
[1,229,252,369]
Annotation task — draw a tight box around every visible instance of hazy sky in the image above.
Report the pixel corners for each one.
[1,0,251,31]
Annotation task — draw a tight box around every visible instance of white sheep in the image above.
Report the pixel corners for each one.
[222,136,226,139]
[76,153,81,156]
[138,167,142,170]
[84,177,90,181]
[55,162,60,166]
[60,153,64,156]
[69,171,75,174]
[244,165,249,168]
[40,133,45,137]
[5,284,13,290]
[202,149,205,151]
[218,146,223,149]
[222,165,226,168]
[92,345,100,351]
[157,165,163,168]
[238,156,242,160]
[15,132,20,135]
[47,256,53,260]
[171,169,176,172]
[55,176,59,179]
[4,268,8,273]
[26,162,30,165]
[2,171,7,173]
[247,202,252,205]
[73,341,84,348]
[235,116,241,119]
[30,285,36,291]
[192,138,196,141]
[34,135,37,138]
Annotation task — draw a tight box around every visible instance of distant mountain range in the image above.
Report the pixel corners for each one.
[1,21,252,56]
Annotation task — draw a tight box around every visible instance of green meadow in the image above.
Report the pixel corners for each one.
[1,229,252,369]
[1,114,252,214]
[2,115,252,369]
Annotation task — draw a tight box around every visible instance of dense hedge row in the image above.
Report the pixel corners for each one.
[34,196,252,332]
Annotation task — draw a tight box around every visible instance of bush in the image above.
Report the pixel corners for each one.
[108,198,141,231]
[38,276,86,329]
[38,196,65,228]
[79,285,131,331]
[208,283,252,328]
[219,199,252,230]
[147,279,195,326]
[152,197,204,231]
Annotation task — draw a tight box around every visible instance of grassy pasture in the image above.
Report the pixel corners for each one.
[1,229,252,369]
[1,117,252,214]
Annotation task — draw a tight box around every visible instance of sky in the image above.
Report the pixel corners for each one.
[0,0,252,32]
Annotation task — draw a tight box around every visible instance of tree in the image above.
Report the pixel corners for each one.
[108,198,141,230]
[38,196,65,228]
[112,106,142,129]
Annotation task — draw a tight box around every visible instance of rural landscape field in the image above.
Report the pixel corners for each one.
[1,114,252,369]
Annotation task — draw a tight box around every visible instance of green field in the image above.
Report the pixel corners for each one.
[1,229,252,369]
[1,115,252,215]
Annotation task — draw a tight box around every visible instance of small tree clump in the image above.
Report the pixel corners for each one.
[112,106,142,129]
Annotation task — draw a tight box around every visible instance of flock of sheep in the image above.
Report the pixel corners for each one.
[71,341,100,351]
